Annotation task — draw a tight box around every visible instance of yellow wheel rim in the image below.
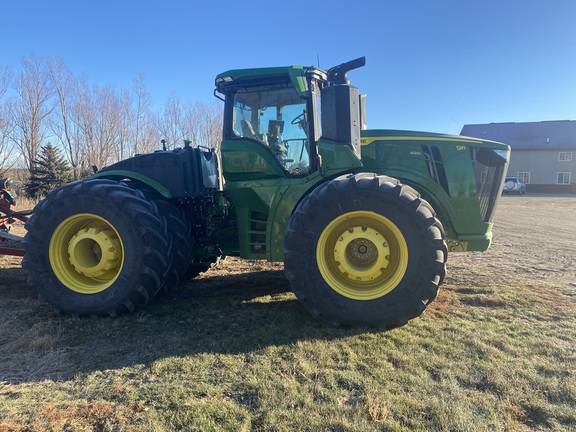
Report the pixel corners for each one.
[49,213,124,294]
[316,211,408,300]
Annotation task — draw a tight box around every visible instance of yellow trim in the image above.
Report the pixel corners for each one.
[49,214,124,294]
[316,211,408,300]
[361,136,482,147]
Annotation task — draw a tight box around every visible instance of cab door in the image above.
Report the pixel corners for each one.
[220,79,312,181]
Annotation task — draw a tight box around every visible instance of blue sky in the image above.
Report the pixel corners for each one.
[1,0,575,135]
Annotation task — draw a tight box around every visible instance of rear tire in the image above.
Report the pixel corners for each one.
[143,196,194,294]
[284,173,447,328]
[22,179,172,317]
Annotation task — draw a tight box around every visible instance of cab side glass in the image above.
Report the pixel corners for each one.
[232,84,310,175]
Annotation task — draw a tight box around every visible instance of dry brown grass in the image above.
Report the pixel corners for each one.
[0,195,574,431]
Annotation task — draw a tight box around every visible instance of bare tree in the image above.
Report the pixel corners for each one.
[141,111,161,153]
[47,56,85,179]
[2,54,224,178]
[76,83,122,171]
[10,54,55,171]
[195,101,223,152]
[115,74,160,161]
[130,74,158,154]
[157,95,187,149]
[70,74,92,174]
[158,98,223,152]
[0,105,16,174]
[182,101,199,147]
[179,100,223,151]
[0,64,11,100]
[116,86,132,162]
[0,64,16,173]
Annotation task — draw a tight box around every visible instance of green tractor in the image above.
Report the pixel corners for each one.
[22,57,509,328]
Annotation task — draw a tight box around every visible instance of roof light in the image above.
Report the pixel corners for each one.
[215,76,234,85]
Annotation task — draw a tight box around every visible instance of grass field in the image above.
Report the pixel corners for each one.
[0,195,575,431]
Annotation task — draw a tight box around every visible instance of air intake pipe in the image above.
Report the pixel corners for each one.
[321,57,366,155]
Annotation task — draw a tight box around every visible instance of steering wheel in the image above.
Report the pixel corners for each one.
[291,112,306,125]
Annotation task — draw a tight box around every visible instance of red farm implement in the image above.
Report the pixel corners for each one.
[0,179,32,257]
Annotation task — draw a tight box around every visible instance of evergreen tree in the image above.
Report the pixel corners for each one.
[25,143,73,198]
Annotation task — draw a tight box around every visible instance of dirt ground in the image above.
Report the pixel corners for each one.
[0,194,575,320]
[452,194,576,290]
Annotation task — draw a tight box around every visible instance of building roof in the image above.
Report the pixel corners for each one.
[460,120,576,149]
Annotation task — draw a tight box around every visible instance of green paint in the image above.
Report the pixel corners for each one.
[92,170,172,198]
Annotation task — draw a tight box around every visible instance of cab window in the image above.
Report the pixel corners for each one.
[231,82,310,175]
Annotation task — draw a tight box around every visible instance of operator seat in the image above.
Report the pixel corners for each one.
[241,119,257,138]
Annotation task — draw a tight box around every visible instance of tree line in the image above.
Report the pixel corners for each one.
[0,54,222,197]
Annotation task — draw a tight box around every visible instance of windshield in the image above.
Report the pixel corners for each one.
[231,82,310,175]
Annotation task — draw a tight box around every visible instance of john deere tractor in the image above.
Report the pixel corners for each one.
[22,57,509,328]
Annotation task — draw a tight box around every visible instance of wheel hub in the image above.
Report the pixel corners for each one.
[68,227,122,278]
[347,238,377,264]
[316,211,408,300]
[334,225,391,282]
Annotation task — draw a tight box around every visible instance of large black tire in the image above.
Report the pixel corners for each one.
[284,173,447,328]
[22,179,172,317]
[135,191,194,294]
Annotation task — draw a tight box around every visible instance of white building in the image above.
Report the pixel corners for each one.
[461,120,575,193]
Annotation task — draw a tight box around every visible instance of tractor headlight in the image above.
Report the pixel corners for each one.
[492,148,510,162]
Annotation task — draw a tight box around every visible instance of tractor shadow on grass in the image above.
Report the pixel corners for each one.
[0,265,371,383]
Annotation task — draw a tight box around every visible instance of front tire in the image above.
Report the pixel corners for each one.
[284,173,447,328]
[22,179,172,317]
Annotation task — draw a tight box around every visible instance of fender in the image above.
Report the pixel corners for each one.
[92,169,172,198]
[93,146,220,199]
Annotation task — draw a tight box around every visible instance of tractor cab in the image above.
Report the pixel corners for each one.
[215,58,366,181]
[215,65,320,179]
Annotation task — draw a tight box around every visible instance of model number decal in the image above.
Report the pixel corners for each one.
[456,145,467,151]
[409,151,421,156]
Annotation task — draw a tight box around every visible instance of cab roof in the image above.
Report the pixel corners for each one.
[215,65,323,99]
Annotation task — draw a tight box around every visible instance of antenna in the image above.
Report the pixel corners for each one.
[317,54,320,68]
